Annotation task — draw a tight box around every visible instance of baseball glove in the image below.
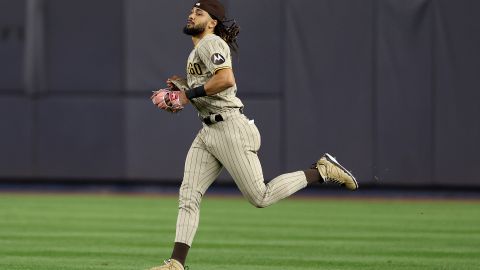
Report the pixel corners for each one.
[151,89,184,113]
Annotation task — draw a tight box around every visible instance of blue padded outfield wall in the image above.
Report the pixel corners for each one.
[0,0,479,186]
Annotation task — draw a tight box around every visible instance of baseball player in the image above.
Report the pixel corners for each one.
[148,1,358,269]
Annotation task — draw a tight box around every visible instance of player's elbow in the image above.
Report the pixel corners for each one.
[222,76,235,88]
[225,81,235,88]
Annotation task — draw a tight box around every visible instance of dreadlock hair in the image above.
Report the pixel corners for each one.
[214,19,240,53]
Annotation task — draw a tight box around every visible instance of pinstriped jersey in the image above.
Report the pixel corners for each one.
[186,33,243,118]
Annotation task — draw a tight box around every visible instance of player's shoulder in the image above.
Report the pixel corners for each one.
[198,34,228,50]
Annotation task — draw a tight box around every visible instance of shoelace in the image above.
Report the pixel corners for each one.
[325,165,345,186]
[162,260,172,270]
[325,177,343,185]
[162,259,189,270]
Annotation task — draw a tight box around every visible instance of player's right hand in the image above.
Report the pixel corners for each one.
[167,75,182,89]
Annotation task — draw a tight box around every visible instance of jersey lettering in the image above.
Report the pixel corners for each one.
[188,62,203,75]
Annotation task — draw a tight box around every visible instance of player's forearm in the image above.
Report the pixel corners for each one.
[185,69,235,100]
[204,70,235,95]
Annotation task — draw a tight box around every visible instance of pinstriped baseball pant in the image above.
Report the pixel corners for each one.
[175,113,308,246]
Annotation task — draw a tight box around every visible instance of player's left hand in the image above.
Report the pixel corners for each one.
[151,89,169,110]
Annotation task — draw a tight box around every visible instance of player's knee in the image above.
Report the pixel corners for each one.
[250,198,269,208]
[254,203,267,209]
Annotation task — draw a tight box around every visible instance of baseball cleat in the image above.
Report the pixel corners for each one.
[315,153,358,191]
[148,259,184,270]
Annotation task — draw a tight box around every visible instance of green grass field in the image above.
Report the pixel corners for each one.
[0,193,479,270]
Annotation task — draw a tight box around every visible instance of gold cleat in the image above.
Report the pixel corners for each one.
[316,153,359,191]
[149,259,184,270]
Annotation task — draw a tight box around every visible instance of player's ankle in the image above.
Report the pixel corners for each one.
[171,242,190,266]
[303,169,323,184]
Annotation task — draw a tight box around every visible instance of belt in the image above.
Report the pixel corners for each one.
[202,114,224,125]
[201,108,243,126]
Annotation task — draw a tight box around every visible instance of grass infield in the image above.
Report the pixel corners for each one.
[0,193,479,270]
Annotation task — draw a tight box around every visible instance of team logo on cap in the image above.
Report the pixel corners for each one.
[196,3,200,6]
[211,53,226,65]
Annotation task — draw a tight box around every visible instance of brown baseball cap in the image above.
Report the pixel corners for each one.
[193,0,226,21]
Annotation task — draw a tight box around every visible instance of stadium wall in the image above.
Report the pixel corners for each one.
[0,0,479,187]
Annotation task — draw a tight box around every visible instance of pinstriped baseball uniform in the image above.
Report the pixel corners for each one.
[175,33,308,246]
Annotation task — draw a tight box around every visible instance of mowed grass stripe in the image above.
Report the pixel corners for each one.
[1,194,479,270]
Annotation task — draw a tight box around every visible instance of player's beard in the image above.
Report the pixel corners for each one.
[183,21,207,36]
